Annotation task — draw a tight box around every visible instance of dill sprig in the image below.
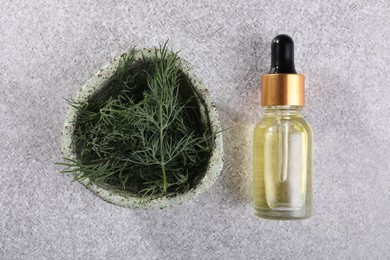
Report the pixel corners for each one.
[60,44,213,197]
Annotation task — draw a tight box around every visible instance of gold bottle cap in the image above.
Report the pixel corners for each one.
[261,35,305,107]
[261,74,304,106]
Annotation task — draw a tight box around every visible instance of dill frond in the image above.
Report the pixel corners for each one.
[60,44,213,197]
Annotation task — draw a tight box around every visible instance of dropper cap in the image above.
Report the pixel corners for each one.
[261,34,305,106]
[269,34,296,74]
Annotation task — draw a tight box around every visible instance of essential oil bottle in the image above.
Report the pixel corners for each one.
[253,35,313,220]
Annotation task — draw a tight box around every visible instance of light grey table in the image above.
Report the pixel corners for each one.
[1,1,389,259]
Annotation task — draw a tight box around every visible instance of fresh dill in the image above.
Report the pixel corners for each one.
[59,44,213,197]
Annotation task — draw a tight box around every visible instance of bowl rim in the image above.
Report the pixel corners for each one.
[60,48,224,209]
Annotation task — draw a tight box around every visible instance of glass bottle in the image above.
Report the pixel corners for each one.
[253,35,313,220]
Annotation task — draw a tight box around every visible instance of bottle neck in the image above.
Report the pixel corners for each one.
[263,105,303,116]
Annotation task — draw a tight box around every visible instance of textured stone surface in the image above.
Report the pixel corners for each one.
[1,0,389,259]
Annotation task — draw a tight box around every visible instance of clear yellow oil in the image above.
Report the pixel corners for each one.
[253,107,313,220]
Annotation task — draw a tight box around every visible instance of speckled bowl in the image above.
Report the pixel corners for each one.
[60,48,223,209]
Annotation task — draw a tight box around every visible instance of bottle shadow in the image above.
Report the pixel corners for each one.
[220,112,256,205]
[214,35,267,205]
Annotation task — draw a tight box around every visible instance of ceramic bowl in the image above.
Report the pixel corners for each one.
[60,48,223,209]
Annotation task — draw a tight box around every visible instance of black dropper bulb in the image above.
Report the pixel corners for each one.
[269,34,297,74]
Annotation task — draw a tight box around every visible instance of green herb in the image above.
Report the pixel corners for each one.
[59,44,213,198]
